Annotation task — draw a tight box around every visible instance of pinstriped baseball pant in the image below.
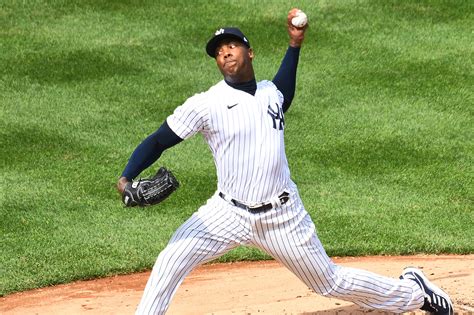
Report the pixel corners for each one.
[136,183,424,314]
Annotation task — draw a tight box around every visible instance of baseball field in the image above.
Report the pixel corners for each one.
[1,0,473,313]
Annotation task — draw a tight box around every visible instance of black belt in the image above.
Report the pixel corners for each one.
[219,191,290,213]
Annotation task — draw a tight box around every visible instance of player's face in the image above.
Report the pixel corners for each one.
[215,39,254,83]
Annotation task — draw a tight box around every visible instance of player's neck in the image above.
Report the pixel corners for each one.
[225,77,257,96]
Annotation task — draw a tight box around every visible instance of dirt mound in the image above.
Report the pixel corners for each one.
[1,255,473,314]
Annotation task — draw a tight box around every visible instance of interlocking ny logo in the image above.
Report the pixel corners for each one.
[267,103,284,130]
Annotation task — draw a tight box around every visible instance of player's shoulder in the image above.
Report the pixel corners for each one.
[182,81,221,103]
[207,80,231,94]
[189,81,227,99]
[257,80,277,90]
[257,80,283,103]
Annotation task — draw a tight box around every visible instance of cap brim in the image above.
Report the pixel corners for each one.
[206,34,250,58]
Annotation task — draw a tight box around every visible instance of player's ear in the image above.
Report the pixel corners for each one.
[248,48,254,60]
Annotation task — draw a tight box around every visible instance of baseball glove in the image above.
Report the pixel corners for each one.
[122,167,179,207]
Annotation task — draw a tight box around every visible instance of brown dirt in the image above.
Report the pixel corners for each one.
[1,255,473,315]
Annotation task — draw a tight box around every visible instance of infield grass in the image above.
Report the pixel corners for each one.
[1,0,473,295]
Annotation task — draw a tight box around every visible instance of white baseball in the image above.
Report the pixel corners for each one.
[291,10,308,28]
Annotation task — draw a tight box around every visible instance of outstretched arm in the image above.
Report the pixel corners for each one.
[272,8,308,112]
[117,121,183,193]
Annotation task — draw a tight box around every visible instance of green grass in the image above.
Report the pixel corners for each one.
[1,0,473,296]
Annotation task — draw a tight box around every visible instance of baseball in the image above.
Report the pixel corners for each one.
[291,10,308,28]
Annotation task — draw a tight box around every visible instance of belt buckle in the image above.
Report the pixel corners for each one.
[247,203,265,211]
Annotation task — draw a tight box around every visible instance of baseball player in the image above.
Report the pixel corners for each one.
[118,8,454,315]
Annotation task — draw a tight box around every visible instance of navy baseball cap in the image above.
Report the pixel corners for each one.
[206,27,251,58]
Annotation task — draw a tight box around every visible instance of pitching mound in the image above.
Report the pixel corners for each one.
[1,255,473,314]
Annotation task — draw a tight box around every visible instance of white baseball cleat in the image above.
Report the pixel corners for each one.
[401,267,454,315]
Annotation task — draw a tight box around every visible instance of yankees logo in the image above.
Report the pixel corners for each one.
[267,103,285,130]
[214,28,248,44]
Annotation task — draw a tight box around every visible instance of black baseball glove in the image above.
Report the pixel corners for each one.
[122,167,179,207]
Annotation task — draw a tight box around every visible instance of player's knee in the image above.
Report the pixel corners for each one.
[312,264,346,297]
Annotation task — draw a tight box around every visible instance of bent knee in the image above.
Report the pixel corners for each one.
[306,264,345,297]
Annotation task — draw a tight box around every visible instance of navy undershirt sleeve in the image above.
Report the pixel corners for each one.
[272,46,301,112]
[121,120,183,180]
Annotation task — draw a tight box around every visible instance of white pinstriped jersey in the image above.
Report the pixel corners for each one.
[167,80,290,204]
[135,37,436,315]
[138,78,428,315]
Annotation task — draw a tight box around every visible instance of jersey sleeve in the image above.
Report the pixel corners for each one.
[272,46,301,112]
[166,93,209,140]
[120,121,183,180]
[259,80,285,107]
